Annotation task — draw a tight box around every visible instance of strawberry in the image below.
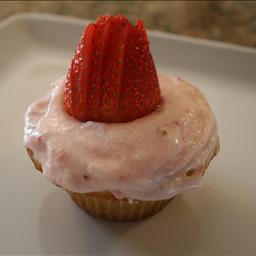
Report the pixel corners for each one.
[64,15,161,123]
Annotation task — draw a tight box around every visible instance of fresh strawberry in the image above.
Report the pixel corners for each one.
[64,15,161,123]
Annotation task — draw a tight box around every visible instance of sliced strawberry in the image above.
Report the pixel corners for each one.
[64,15,161,123]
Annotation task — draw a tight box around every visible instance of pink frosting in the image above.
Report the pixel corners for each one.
[24,73,218,201]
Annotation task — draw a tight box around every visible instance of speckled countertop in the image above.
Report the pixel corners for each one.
[0,1,256,48]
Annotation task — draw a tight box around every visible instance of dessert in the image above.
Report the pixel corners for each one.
[24,15,219,221]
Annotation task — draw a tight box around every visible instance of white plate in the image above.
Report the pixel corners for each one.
[1,13,256,255]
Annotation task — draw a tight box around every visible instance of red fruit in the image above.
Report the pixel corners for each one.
[64,15,161,123]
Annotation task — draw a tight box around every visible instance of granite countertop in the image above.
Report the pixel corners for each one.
[0,1,255,48]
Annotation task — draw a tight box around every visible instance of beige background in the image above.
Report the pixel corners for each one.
[0,1,255,48]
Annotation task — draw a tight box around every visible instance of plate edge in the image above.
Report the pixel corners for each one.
[0,12,255,56]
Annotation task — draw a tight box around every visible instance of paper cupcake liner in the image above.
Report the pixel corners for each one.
[66,191,173,221]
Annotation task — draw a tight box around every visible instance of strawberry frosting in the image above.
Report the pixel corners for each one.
[24,73,218,201]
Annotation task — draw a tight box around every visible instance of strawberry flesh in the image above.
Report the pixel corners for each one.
[64,15,161,123]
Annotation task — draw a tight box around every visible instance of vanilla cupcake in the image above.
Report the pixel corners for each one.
[24,15,219,221]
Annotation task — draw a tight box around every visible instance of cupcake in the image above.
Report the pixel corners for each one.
[24,15,219,221]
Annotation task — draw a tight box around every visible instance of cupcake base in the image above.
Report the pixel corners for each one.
[26,138,219,221]
[67,191,173,221]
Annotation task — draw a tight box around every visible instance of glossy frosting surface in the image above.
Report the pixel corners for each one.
[24,74,218,201]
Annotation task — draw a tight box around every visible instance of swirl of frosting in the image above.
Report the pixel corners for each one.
[24,73,218,201]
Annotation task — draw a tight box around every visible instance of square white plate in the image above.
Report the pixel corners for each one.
[0,13,256,255]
